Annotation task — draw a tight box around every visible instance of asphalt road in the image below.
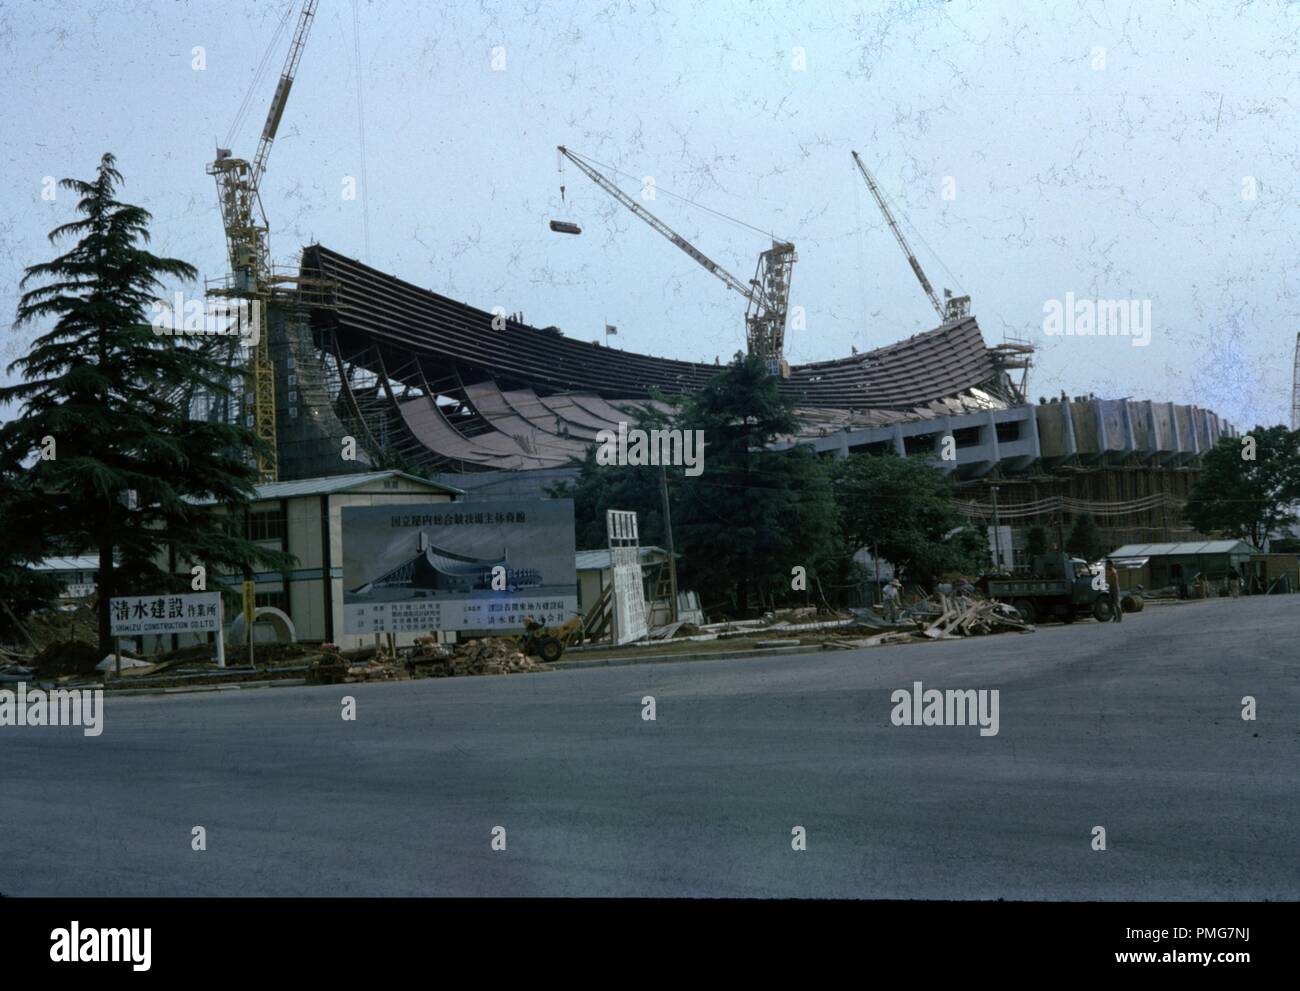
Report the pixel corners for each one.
[2,595,1296,898]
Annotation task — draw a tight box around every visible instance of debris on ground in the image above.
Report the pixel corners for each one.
[95,653,151,673]
[31,640,103,678]
[411,636,552,678]
[917,596,1031,638]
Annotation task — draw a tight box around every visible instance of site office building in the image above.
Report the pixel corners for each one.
[194,471,462,649]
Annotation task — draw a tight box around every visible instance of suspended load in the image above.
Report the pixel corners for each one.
[549,220,582,235]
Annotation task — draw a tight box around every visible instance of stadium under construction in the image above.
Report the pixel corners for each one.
[252,244,1235,562]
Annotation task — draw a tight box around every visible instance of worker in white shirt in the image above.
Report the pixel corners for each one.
[882,578,902,622]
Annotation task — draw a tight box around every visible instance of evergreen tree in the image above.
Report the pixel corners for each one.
[0,153,289,653]
[1025,525,1050,558]
[673,354,839,615]
[1065,513,1106,562]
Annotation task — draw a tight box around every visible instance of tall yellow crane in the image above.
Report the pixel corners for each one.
[208,0,319,482]
[1292,331,1300,431]
[557,146,797,377]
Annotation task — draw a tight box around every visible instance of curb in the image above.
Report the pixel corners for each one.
[552,643,811,670]
[105,678,308,698]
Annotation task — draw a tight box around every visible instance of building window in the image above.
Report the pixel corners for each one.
[254,590,288,613]
[289,406,298,418]
[249,508,286,542]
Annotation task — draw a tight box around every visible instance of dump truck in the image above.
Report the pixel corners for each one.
[982,554,1114,624]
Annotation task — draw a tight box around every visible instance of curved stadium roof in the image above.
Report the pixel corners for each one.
[293,245,1019,474]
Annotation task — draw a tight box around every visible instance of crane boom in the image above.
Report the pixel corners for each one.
[558,145,796,374]
[852,151,945,321]
[252,0,318,186]
[558,146,754,300]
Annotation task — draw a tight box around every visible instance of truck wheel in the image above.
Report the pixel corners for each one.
[537,636,563,663]
[1061,610,1077,624]
[1092,598,1113,622]
[1012,599,1036,624]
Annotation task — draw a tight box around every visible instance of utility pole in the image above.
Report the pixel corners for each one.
[1056,492,1067,553]
[989,484,1002,571]
[659,465,679,622]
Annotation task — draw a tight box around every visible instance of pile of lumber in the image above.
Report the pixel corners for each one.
[822,594,1032,650]
[919,595,1031,639]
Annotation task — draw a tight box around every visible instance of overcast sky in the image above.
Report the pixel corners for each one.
[2,0,1297,429]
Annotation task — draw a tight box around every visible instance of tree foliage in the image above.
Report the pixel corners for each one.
[1065,512,1106,562]
[0,153,290,652]
[1184,426,1300,548]
[562,355,840,616]
[831,453,986,586]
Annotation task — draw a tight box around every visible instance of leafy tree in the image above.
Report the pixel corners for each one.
[832,453,985,586]
[1185,426,1300,548]
[1065,513,1106,562]
[0,153,289,654]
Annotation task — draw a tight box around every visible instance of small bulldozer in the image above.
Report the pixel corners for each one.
[520,615,583,663]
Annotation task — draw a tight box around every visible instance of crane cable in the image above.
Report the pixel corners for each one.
[224,2,294,149]
[565,148,789,245]
[352,0,372,262]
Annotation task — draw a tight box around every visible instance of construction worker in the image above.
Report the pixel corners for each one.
[1106,559,1123,622]
[882,578,901,623]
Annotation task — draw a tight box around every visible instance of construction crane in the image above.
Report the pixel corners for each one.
[851,150,969,324]
[207,0,319,482]
[1292,332,1300,431]
[557,146,797,377]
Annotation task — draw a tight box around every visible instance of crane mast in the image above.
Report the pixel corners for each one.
[1292,331,1300,431]
[207,0,319,483]
[558,146,796,376]
[852,150,968,324]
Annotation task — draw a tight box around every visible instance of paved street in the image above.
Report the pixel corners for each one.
[2,595,1296,898]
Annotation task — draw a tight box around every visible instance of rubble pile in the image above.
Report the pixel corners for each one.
[413,636,552,678]
[918,596,1031,639]
[31,640,102,678]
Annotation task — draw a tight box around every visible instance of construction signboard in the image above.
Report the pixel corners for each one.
[607,509,648,645]
[109,592,222,636]
[341,499,578,634]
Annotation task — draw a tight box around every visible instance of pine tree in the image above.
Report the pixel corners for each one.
[673,354,839,615]
[0,153,289,653]
[1065,513,1106,563]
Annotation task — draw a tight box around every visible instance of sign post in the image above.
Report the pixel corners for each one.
[243,580,255,668]
[215,595,226,668]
